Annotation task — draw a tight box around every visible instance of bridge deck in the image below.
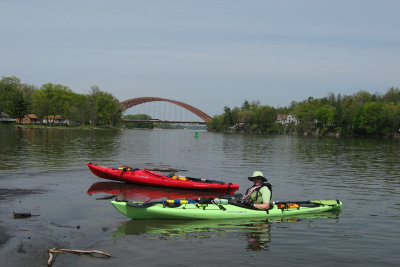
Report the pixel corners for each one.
[122,120,207,125]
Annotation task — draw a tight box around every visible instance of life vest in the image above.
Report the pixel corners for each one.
[242,183,272,205]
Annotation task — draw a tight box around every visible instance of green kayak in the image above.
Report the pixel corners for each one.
[111,199,343,220]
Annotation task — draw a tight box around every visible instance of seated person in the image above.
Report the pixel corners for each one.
[241,171,272,210]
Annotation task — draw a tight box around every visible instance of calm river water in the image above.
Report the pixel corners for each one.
[0,126,399,266]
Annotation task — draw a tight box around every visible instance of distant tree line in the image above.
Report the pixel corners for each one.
[208,88,400,136]
[0,76,122,126]
[122,114,206,130]
[3,76,399,135]
[123,114,154,129]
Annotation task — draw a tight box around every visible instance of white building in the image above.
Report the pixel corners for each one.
[277,114,298,125]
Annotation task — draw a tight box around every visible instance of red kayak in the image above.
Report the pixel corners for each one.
[87,182,228,202]
[87,163,239,194]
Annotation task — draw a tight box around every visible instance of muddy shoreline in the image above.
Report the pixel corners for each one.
[0,188,50,266]
[0,171,115,267]
[0,189,43,201]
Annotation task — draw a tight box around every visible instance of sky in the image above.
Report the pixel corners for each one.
[1,0,400,117]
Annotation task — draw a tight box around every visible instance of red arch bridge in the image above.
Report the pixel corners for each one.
[120,97,212,125]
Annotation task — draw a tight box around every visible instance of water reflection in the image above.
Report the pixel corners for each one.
[245,220,271,251]
[113,218,271,251]
[113,211,341,251]
[87,181,227,202]
[0,126,121,172]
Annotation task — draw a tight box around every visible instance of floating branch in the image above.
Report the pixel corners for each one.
[47,248,112,266]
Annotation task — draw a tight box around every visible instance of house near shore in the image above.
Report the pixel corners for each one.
[277,114,298,125]
[0,112,17,123]
[16,113,75,126]
[43,115,70,125]
[16,114,39,124]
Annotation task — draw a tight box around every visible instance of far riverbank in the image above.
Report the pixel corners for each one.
[3,123,400,139]
[210,125,400,139]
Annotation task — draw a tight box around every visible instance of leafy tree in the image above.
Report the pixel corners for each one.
[383,87,400,104]
[249,100,261,111]
[387,103,400,134]
[67,93,90,125]
[32,87,51,120]
[0,76,20,112]
[315,105,335,127]
[327,92,336,106]
[352,90,372,106]
[89,86,122,126]
[333,94,343,127]
[9,89,27,120]
[254,105,276,132]
[356,102,391,135]
[231,107,240,125]
[32,83,74,123]
[21,84,36,114]
[0,76,29,119]
[223,106,233,126]
[241,100,250,111]
[341,96,356,131]
[237,110,253,124]
[207,114,224,131]
[293,101,316,125]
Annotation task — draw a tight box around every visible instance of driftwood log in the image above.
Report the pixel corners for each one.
[47,248,112,266]
[13,212,40,219]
